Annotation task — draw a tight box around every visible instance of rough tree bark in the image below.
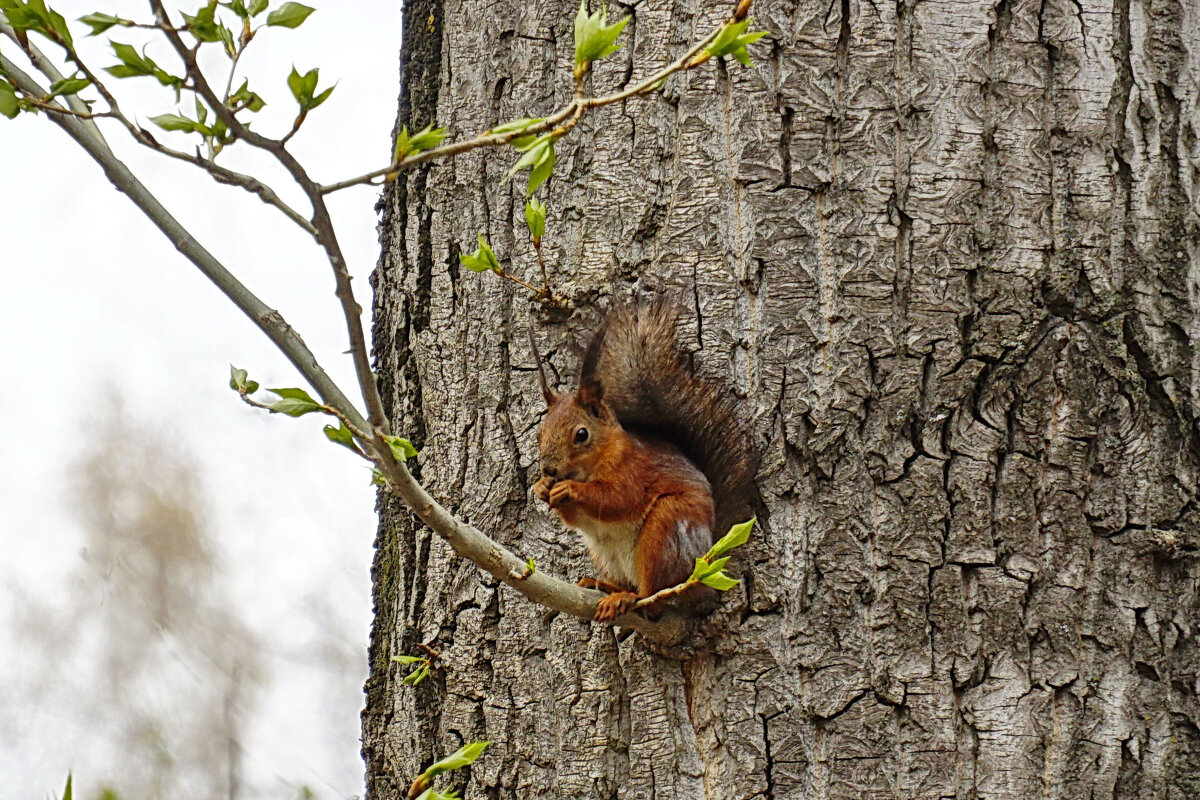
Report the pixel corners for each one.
[364,0,1200,797]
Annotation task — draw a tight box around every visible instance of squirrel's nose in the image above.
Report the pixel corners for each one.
[542,466,558,479]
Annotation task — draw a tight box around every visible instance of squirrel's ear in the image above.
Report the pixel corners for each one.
[575,378,607,418]
[538,373,558,407]
[527,325,557,407]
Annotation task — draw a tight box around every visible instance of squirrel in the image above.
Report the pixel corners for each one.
[529,302,756,622]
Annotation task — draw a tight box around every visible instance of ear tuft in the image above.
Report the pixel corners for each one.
[575,379,606,418]
[527,325,557,406]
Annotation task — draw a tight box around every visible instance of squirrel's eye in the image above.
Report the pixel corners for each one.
[574,427,589,444]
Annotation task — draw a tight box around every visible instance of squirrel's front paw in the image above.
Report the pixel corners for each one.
[594,591,639,622]
[532,475,554,504]
[547,479,577,509]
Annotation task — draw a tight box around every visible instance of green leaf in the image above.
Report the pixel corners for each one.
[226,0,250,19]
[392,126,410,161]
[419,742,490,781]
[704,19,768,67]
[265,386,322,417]
[510,133,548,152]
[385,434,418,460]
[459,233,500,273]
[393,122,447,161]
[267,1,314,27]
[310,85,334,109]
[705,517,755,560]
[48,76,91,99]
[230,79,266,112]
[249,0,270,15]
[505,135,552,180]
[402,664,430,685]
[270,387,317,400]
[286,65,308,103]
[503,133,558,194]
[524,198,546,242]
[698,556,730,580]
[0,81,20,119]
[687,555,731,583]
[104,65,142,79]
[526,141,555,195]
[516,133,554,156]
[487,116,543,136]
[150,112,200,132]
[62,773,73,800]
[217,21,236,56]
[182,3,222,43]
[323,421,356,450]
[79,12,133,36]
[107,41,155,76]
[46,7,73,47]
[0,1,40,32]
[416,789,461,800]
[391,654,424,664]
[105,42,184,93]
[701,571,740,591]
[371,468,386,486]
[286,66,333,112]
[0,0,68,43]
[573,0,629,68]
[268,398,321,416]
[526,557,536,574]
[228,365,259,394]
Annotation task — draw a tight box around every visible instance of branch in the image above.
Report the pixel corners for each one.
[317,18,724,195]
[372,452,688,643]
[0,53,359,423]
[236,389,371,459]
[0,22,318,236]
[0,16,105,143]
[149,0,391,453]
[1,55,687,643]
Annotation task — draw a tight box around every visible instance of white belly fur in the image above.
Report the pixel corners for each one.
[571,517,640,588]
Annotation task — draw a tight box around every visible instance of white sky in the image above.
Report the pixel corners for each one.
[1,2,401,796]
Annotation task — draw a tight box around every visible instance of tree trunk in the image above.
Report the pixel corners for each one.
[365,0,1200,797]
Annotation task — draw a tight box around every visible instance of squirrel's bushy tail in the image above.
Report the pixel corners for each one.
[582,301,757,535]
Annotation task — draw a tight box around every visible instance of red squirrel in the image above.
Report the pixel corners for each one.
[530,302,755,622]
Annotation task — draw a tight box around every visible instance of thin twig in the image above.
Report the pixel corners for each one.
[494,267,555,302]
[318,16,726,195]
[148,0,392,457]
[532,241,551,293]
[0,21,317,235]
[279,110,304,147]
[632,579,700,610]
[238,390,372,459]
[0,17,106,142]
[22,98,112,118]
[220,38,245,105]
